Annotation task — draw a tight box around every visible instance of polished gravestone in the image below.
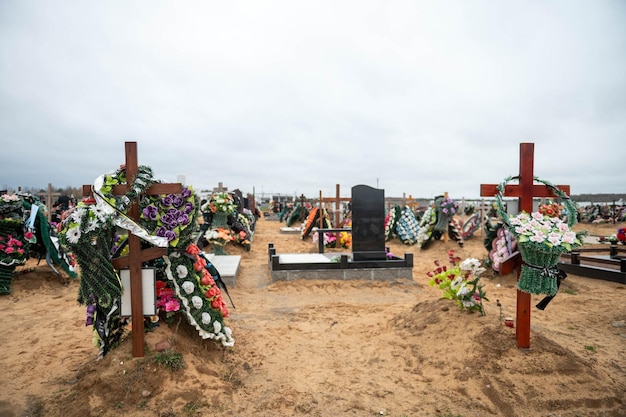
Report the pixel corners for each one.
[351,184,387,261]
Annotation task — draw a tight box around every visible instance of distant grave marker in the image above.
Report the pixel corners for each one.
[352,185,386,261]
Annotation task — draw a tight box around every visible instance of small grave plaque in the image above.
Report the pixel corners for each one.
[352,185,386,261]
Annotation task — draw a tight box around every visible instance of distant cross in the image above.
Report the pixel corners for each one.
[298,194,307,222]
[319,184,352,226]
[36,183,61,222]
[83,142,181,357]
[213,182,228,192]
[480,142,570,349]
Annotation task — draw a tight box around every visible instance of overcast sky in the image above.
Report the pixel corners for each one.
[1,1,624,201]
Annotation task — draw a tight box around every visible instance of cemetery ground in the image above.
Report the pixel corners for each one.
[0,219,624,417]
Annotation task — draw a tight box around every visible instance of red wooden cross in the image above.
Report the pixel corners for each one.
[83,142,181,357]
[480,143,570,349]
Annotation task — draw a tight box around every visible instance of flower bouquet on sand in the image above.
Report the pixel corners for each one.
[428,250,488,315]
[496,176,585,296]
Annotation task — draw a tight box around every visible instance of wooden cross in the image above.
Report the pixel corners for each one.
[319,184,352,226]
[83,142,181,357]
[35,183,61,222]
[480,142,570,349]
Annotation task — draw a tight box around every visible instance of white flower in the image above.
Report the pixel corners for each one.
[450,276,464,290]
[557,222,570,232]
[530,231,547,243]
[70,207,86,223]
[460,258,480,272]
[531,211,544,221]
[205,230,218,241]
[201,312,212,325]
[169,252,181,259]
[66,226,81,244]
[91,204,108,221]
[181,281,195,294]
[191,296,203,309]
[86,219,99,233]
[462,299,476,308]
[176,265,188,279]
[562,231,577,244]
[213,320,222,334]
[548,232,561,246]
[457,283,470,297]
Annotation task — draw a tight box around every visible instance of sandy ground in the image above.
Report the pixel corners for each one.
[0,217,624,417]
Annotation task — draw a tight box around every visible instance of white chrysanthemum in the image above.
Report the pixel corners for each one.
[213,320,222,334]
[91,204,108,221]
[86,219,99,233]
[181,281,194,294]
[201,312,211,325]
[191,296,203,309]
[70,207,86,223]
[176,265,188,278]
[66,226,81,244]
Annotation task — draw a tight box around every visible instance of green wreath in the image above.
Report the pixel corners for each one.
[495,175,583,295]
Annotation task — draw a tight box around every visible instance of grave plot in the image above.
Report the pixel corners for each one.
[67,142,235,358]
[558,244,626,284]
[481,142,574,349]
[269,185,413,281]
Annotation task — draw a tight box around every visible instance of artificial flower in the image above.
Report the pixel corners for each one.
[181,281,195,294]
[428,250,488,315]
[176,264,188,278]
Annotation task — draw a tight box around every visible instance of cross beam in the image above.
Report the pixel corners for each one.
[480,142,570,349]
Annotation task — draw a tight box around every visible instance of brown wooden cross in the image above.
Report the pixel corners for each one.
[83,142,181,357]
[480,142,570,349]
[319,184,352,226]
[36,183,61,222]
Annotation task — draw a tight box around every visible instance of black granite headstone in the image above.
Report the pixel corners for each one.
[232,189,244,212]
[352,185,387,261]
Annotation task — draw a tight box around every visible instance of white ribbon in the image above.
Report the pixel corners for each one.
[92,174,168,248]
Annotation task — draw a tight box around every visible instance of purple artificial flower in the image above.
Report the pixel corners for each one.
[161,213,178,228]
[85,304,96,326]
[161,194,174,207]
[156,226,169,237]
[168,208,179,216]
[443,208,448,214]
[165,230,177,242]
[183,202,194,214]
[181,187,191,198]
[142,205,158,221]
[178,213,190,226]
[172,195,184,208]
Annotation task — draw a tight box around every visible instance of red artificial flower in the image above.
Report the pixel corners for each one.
[193,258,206,272]
[186,244,200,256]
